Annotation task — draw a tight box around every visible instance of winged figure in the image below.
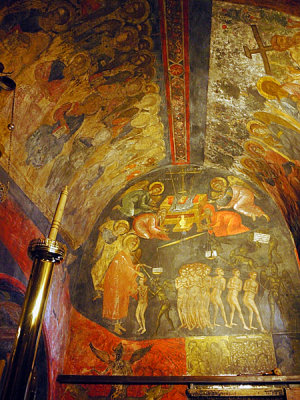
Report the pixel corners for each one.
[89,342,153,399]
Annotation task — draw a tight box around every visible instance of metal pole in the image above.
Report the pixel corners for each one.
[0,187,68,400]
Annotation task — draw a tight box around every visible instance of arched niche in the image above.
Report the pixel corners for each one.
[68,165,300,376]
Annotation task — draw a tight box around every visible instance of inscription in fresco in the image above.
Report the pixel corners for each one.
[186,334,276,375]
[253,232,270,243]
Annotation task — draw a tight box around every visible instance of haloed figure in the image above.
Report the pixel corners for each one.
[243,271,266,332]
[102,234,144,335]
[136,275,148,334]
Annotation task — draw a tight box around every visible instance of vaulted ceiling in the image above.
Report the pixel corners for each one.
[0,0,300,251]
[2,3,300,396]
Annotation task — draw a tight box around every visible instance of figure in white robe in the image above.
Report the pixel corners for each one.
[215,176,269,222]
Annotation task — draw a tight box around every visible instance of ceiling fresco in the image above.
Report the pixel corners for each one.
[206,0,300,251]
[0,0,300,399]
[0,0,299,252]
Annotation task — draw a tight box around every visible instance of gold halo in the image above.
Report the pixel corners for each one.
[149,181,164,194]
[210,177,227,191]
[257,76,282,100]
[240,157,259,171]
[123,233,140,251]
[69,53,91,74]
[119,0,150,24]
[244,140,266,158]
[131,112,152,128]
[45,1,76,33]
[139,93,160,109]
[246,120,269,137]
[113,220,130,233]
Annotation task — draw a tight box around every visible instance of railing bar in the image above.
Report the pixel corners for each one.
[56,375,300,385]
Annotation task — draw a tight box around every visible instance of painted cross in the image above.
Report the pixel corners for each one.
[244,25,273,75]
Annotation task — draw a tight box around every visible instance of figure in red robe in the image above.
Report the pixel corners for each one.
[132,209,170,240]
[202,203,249,237]
[102,234,143,335]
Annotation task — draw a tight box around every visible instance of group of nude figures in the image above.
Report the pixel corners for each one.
[175,263,266,332]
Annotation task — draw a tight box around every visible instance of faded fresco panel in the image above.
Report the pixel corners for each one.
[186,334,276,375]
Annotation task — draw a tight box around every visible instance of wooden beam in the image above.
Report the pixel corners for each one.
[57,375,300,385]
